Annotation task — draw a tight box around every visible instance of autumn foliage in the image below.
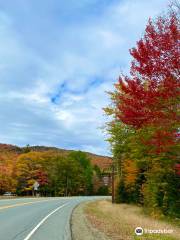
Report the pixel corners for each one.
[0,144,111,196]
[105,8,180,217]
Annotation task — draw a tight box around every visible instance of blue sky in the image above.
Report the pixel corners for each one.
[0,0,169,155]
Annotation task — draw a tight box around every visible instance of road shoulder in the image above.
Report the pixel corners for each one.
[71,201,109,240]
[84,200,180,240]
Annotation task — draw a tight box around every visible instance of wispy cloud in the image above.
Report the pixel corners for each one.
[0,0,169,155]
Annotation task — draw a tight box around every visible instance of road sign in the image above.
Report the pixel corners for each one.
[102,176,109,186]
[33,181,40,191]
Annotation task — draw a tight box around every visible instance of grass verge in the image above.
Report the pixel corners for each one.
[84,200,180,240]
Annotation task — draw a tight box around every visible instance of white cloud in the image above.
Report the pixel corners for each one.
[0,0,169,155]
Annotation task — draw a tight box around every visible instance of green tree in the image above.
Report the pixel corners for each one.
[68,151,93,195]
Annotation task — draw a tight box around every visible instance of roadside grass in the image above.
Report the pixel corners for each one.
[84,200,180,240]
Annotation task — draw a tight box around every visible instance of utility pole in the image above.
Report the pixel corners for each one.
[112,164,115,203]
[65,176,68,197]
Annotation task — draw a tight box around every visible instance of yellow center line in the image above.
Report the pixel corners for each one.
[0,199,59,211]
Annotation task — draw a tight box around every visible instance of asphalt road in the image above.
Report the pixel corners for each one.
[0,196,103,240]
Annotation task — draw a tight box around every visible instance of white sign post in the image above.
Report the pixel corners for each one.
[33,181,40,197]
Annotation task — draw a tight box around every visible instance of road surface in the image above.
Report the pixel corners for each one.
[0,196,103,240]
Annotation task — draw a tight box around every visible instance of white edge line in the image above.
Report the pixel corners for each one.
[23,202,69,240]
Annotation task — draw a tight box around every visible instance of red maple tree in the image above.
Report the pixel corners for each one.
[115,12,179,153]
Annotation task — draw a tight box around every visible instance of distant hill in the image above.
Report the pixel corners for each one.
[0,143,22,153]
[0,143,112,171]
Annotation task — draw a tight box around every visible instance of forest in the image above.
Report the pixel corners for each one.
[0,144,112,196]
[105,5,180,218]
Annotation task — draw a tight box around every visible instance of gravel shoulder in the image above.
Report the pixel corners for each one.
[71,201,110,240]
